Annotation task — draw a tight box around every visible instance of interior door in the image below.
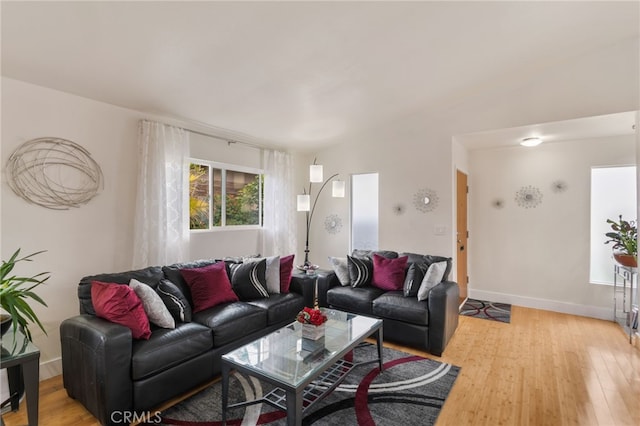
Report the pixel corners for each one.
[456,170,468,300]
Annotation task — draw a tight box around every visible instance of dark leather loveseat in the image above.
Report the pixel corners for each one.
[60,258,310,426]
[323,250,459,356]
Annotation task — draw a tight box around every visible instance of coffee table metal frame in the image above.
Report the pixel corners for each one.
[221,309,383,426]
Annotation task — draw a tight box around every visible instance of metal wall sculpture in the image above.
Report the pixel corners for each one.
[6,137,103,210]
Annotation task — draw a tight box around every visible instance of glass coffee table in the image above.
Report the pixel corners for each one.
[221,309,383,426]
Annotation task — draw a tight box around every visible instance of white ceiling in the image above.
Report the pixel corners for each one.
[2,1,639,151]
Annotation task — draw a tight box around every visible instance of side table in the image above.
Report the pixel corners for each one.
[1,328,40,426]
[291,269,331,308]
[613,264,638,344]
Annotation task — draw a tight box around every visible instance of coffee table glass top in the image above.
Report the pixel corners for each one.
[222,309,381,388]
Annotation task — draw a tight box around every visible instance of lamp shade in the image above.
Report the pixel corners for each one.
[297,194,311,211]
[310,164,323,183]
[332,180,345,197]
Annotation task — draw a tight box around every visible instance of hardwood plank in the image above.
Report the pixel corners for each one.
[2,306,639,426]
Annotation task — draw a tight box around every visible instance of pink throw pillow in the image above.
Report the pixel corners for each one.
[91,281,151,340]
[179,262,239,312]
[280,254,295,293]
[372,254,408,291]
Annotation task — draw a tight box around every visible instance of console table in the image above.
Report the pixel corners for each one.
[1,328,40,426]
[613,264,639,344]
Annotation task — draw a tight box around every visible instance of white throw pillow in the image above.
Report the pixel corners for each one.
[416,261,447,301]
[129,278,175,329]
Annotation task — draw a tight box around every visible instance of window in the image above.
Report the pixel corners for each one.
[590,165,636,284]
[351,173,379,250]
[189,161,263,230]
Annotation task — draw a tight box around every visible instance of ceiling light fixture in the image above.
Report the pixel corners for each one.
[520,137,542,147]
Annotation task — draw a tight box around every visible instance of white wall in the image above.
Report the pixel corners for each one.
[299,38,640,318]
[0,79,269,378]
[298,123,456,270]
[2,33,637,381]
[1,78,143,379]
[301,36,638,274]
[468,135,635,319]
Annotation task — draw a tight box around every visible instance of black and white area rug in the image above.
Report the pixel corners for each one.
[460,298,511,323]
[153,343,460,426]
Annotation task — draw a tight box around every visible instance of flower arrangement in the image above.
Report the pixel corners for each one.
[296,307,327,326]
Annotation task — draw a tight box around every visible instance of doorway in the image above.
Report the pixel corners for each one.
[456,169,468,300]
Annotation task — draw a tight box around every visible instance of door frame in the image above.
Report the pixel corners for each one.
[455,169,468,301]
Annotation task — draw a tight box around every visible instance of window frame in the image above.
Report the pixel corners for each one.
[589,164,637,286]
[189,158,263,232]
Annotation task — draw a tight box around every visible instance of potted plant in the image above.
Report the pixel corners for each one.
[605,215,638,268]
[0,249,49,341]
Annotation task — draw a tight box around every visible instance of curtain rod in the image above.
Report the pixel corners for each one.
[182,127,265,151]
[180,125,287,153]
[142,119,284,152]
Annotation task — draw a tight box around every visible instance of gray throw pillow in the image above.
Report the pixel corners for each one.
[417,261,448,301]
[328,256,350,286]
[130,278,175,329]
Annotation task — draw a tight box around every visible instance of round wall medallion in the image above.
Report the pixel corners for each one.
[6,137,103,210]
[393,203,406,215]
[324,214,343,234]
[515,185,543,208]
[551,180,568,193]
[413,188,439,213]
[492,198,505,209]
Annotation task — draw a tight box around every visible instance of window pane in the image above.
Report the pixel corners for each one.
[189,164,209,229]
[225,171,260,225]
[212,168,222,226]
[351,173,379,250]
[590,166,637,284]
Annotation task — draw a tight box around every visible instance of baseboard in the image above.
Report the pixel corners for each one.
[468,289,612,321]
[40,356,62,380]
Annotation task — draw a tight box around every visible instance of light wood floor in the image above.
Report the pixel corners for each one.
[3,306,639,425]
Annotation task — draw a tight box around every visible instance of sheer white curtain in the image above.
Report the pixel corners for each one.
[132,120,190,268]
[261,149,297,256]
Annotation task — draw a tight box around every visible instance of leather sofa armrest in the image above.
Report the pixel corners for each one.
[60,315,133,426]
[427,280,460,356]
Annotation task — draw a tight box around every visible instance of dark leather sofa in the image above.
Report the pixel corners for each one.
[323,250,459,356]
[60,259,310,426]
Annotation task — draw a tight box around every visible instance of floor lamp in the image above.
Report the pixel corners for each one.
[297,159,345,272]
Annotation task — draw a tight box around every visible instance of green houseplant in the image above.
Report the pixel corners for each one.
[605,215,638,267]
[0,249,49,341]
